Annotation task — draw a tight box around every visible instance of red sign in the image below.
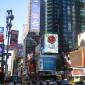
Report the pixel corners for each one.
[43,34,58,53]
[72,68,85,76]
[0,34,4,42]
[48,36,56,44]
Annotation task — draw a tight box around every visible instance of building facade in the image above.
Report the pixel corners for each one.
[25,0,85,74]
[40,0,77,53]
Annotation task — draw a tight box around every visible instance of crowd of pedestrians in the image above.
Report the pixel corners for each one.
[2,76,21,85]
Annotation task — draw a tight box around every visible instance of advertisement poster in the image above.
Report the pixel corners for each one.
[10,30,18,47]
[30,0,40,32]
[43,34,58,53]
[40,56,56,71]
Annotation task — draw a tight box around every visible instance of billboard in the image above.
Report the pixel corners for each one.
[72,68,85,76]
[42,34,58,54]
[0,44,4,56]
[30,0,40,32]
[69,48,85,67]
[10,30,19,47]
[39,55,56,71]
[0,27,4,42]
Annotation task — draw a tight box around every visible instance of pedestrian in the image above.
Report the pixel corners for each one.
[8,78,14,85]
[3,80,8,85]
[15,81,21,85]
[46,81,49,85]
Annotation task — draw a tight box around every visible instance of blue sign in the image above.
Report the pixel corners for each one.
[0,47,2,53]
[0,27,4,33]
[41,57,56,70]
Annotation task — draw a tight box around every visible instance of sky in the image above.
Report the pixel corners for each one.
[0,0,28,43]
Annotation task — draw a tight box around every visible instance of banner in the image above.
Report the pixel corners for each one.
[0,27,4,42]
[10,30,18,47]
[30,0,40,32]
[43,34,58,53]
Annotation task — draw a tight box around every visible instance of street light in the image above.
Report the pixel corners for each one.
[5,10,14,78]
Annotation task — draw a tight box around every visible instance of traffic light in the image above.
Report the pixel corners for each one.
[0,44,4,56]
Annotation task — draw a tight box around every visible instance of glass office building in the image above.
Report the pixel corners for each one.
[62,0,77,52]
[40,0,77,52]
[76,0,85,33]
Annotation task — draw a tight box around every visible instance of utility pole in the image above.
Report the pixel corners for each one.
[5,10,14,78]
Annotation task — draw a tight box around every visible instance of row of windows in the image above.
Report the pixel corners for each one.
[80,0,85,3]
[45,0,84,49]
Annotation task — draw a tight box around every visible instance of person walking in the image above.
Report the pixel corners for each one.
[46,81,49,85]
[8,78,14,85]
[3,80,9,85]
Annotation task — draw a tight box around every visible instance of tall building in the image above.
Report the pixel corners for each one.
[76,0,85,33]
[69,0,85,61]
[75,0,85,47]
[61,0,77,52]
[69,0,85,79]
[40,0,77,53]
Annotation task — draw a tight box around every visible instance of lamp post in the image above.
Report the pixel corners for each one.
[5,10,14,78]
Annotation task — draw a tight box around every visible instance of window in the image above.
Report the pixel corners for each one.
[68,22,72,32]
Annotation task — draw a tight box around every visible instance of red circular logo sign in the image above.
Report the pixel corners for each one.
[48,36,56,44]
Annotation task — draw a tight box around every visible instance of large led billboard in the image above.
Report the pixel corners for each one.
[39,55,56,71]
[42,34,58,54]
[30,0,40,32]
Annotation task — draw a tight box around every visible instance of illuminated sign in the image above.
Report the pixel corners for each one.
[43,34,58,53]
[72,68,85,76]
[39,56,56,71]
[30,0,40,31]
[0,34,4,42]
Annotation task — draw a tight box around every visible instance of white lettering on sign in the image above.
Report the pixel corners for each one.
[48,44,56,49]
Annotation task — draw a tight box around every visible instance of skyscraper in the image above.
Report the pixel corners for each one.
[75,0,85,47]
[41,0,77,53]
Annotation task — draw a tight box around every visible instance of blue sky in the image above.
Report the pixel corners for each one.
[0,0,28,43]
